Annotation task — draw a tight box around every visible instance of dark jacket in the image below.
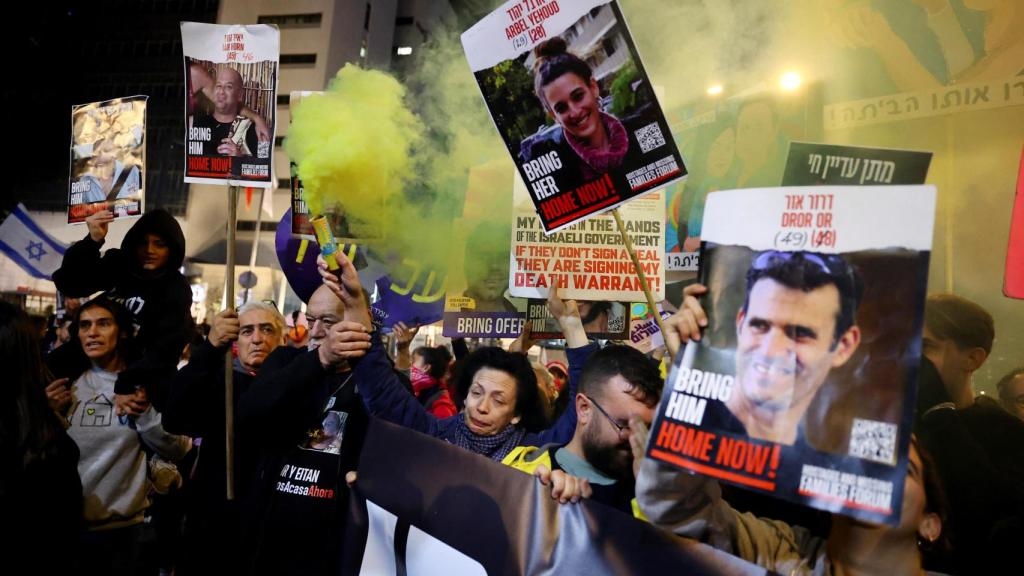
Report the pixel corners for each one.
[237,346,369,576]
[50,209,193,402]
[163,339,258,576]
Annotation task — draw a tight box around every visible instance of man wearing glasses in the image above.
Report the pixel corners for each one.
[707,250,863,446]
[503,345,663,514]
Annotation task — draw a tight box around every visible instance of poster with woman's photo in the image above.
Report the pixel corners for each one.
[182,22,278,187]
[647,185,936,525]
[67,96,147,224]
[462,0,686,233]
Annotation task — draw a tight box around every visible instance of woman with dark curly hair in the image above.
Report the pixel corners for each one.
[318,252,599,464]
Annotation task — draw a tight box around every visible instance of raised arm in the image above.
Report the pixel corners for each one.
[318,251,443,436]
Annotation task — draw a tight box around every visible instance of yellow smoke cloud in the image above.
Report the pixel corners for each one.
[285,31,510,272]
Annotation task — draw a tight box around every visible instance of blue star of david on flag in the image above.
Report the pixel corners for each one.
[26,240,46,261]
[0,204,67,280]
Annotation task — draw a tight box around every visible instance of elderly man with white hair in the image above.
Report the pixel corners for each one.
[164,299,286,576]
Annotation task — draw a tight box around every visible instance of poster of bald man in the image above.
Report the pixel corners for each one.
[181,22,278,187]
[647,185,936,526]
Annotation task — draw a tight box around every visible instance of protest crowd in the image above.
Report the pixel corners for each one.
[3,207,1022,575]
[3,2,1024,576]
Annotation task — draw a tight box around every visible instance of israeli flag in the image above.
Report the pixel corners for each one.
[0,204,67,280]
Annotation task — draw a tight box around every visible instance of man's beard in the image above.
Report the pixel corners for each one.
[581,424,633,481]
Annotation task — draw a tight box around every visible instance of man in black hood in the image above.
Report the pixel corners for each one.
[48,208,193,406]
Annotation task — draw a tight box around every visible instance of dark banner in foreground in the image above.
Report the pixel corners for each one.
[342,419,764,575]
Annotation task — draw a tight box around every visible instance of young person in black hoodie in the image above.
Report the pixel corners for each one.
[49,208,193,408]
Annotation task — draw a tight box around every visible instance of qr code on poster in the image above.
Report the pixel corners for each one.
[848,418,898,465]
[635,122,666,153]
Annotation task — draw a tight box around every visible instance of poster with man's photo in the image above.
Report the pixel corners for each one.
[462,0,686,233]
[647,185,936,525]
[526,298,628,340]
[68,96,147,224]
[443,217,527,339]
[182,22,278,187]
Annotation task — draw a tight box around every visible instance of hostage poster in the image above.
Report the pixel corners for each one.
[182,22,278,187]
[462,0,686,233]
[526,299,628,340]
[646,185,936,525]
[510,174,665,302]
[443,217,526,339]
[68,96,147,224]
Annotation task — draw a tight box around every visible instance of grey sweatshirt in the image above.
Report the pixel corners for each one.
[67,366,192,531]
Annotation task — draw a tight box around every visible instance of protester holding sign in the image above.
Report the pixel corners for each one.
[504,344,663,515]
[318,251,598,463]
[637,429,948,575]
[163,302,286,576]
[64,297,190,575]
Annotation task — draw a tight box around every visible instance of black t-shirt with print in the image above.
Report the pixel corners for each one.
[256,373,368,576]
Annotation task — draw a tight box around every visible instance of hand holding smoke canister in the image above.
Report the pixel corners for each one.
[312,215,340,271]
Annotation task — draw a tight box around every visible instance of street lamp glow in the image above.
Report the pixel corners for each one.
[779,71,801,91]
[707,84,723,96]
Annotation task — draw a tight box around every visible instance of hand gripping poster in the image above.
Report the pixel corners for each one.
[462,0,686,233]
[646,185,936,525]
[68,96,147,224]
[182,22,278,187]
